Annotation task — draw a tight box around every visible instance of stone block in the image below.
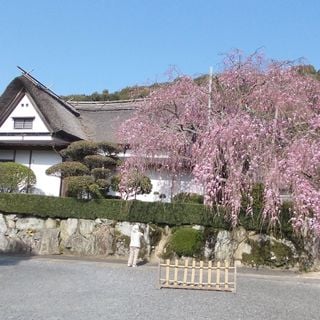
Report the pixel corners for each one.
[45,218,57,229]
[214,230,233,261]
[60,218,78,241]
[79,219,95,238]
[15,229,42,254]
[64,233,95,255]
[0,214,8,234]
[93,225,115,255]
[4,214,17,228]
[115,222,132,237]
[16,217,45,231]
[39,229,60,255]
[233,242,252,260]
[0,233,9,252]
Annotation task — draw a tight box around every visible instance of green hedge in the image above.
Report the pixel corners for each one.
[0,193,293,232]
[172,192,204,204]
[0,193,229,227]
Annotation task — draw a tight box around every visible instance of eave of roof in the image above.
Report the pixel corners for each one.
[0,138,70,148]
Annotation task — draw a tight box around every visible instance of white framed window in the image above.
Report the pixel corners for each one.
[13,117,35,129]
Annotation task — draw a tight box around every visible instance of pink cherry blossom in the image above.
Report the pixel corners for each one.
[118,51,320,236]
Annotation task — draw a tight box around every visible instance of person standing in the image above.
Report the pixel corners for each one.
[127,224,143,267]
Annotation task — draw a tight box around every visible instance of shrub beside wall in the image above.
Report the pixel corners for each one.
[165,227,204,258]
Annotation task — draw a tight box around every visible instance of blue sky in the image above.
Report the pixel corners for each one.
[0,0,319,95]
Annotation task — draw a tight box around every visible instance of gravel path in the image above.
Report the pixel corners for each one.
[0,256,319,320]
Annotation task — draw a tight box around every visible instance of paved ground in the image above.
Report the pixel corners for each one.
[0,255,320,320]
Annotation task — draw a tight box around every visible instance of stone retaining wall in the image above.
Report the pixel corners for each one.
[0,213,319,270]
[0,213,137,257]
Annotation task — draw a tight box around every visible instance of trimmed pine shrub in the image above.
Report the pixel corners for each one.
[168,227,204,258]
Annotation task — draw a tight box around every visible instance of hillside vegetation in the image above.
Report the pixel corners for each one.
[62,65,320,102]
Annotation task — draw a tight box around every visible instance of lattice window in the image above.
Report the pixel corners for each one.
[13,117,34,129]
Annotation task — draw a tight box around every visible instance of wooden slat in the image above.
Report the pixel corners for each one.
[158,259,161,288]
[165,259,170,285]
[224,260,229,290]
[174,259,178,285]
[234,263,237,293]
[183,259,188,286]
[191,259,196,287]
[160,284,234,292]
[216,261,220,289]
[199,261,203,288]
[207,261,212,287]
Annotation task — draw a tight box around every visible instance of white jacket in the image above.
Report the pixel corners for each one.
[130,225,143,248]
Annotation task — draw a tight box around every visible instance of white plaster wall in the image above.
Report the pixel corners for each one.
[30,151,61,196]
[174,172,204,195]
[15,150,61,196]
[124,170,204,202]
[117,151,199,202]
[0,94,50,133]
[135,170,173,202]
[109,169,203,202]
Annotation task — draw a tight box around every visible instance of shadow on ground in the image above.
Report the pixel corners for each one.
[0,253,34,266]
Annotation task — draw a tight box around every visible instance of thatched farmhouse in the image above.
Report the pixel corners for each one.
[0,72,200,200]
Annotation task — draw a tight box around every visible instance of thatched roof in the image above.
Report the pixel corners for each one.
[0,75,86,140]
[0,74,139,144]
[71,100,138,143]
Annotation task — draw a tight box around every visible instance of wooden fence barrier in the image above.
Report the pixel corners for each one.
[158,258,236,292]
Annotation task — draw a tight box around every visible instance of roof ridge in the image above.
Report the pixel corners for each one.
[76,107,135,112]
[18,66,80,117]
[69,98,145,105]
